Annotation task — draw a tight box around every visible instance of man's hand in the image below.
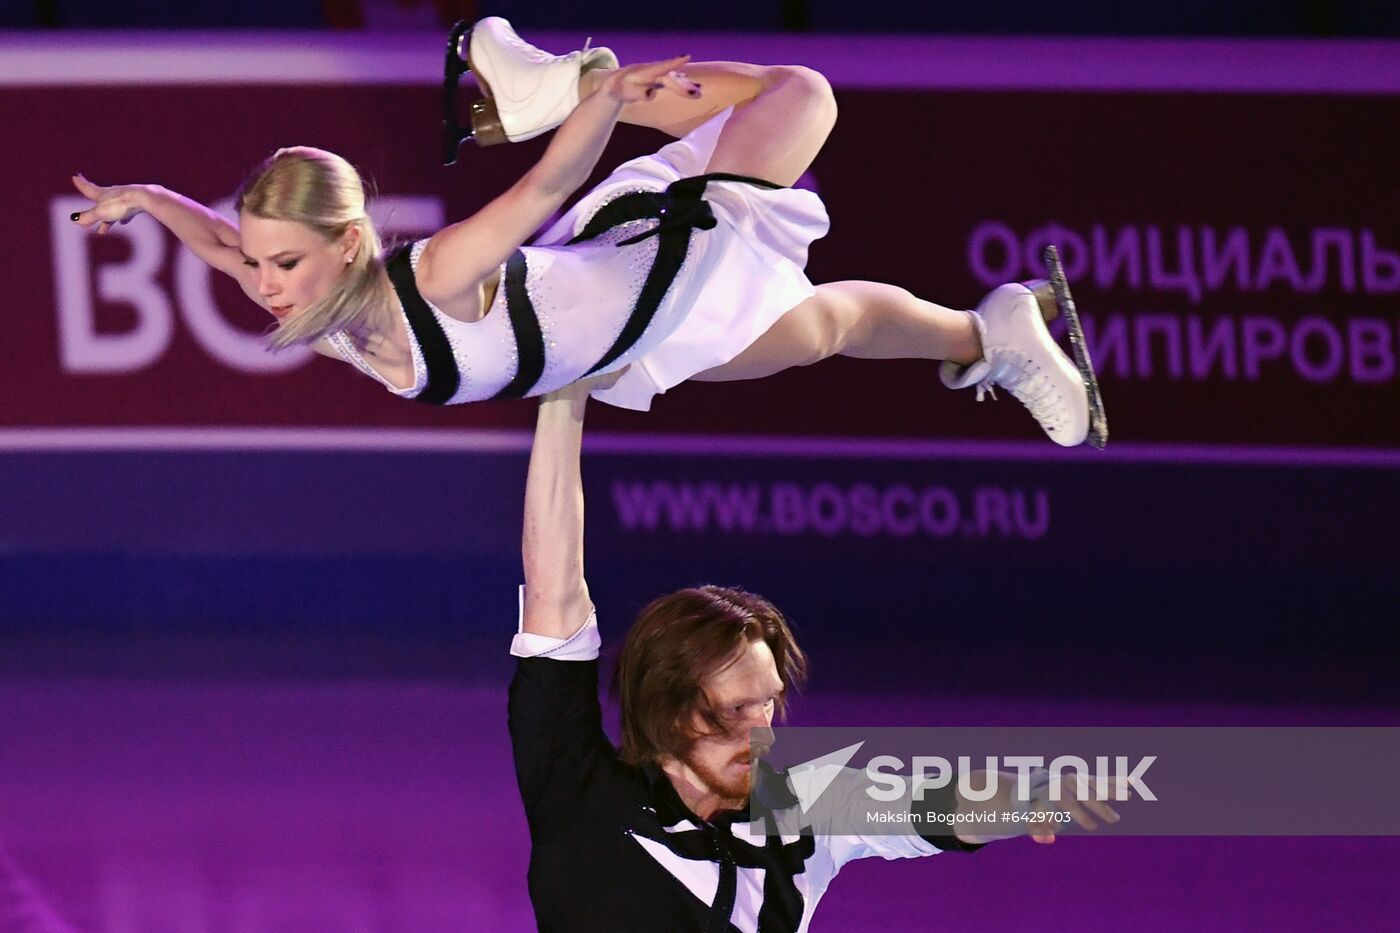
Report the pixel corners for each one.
[1024,773,1127,844]
[542,366,628,405]
[953,770,1130,845]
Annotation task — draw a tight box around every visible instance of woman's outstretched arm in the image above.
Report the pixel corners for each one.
[69,174,253,285]
[415,56,701,309]
[68,174,345,357]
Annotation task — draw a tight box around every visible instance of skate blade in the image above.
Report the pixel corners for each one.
[441,19,477,164]
[1043,245,1109,449]
[442,20,512,159]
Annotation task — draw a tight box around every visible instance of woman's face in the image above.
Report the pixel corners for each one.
[239,214,357,321]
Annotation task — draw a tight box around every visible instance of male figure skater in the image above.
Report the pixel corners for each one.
[507,374,1119,931]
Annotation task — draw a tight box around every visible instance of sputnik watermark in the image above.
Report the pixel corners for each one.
[865,755,1157,802]
[750,727,1400,836]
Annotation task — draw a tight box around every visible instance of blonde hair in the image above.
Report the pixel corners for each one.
[235,146,392,349]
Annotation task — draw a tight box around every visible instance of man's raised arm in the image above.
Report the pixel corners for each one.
[520,382,593,640]
[508,379,617,823]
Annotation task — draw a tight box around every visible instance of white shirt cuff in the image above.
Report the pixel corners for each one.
[509,585,601,661]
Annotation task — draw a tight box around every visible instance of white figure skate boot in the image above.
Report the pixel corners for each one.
[459,17,618,145]
[940,281,1092,447]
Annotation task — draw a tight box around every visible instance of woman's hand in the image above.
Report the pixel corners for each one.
[69,174,148,235]
[597,56,702,104]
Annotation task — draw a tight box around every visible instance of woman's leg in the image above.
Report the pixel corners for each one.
[701,65,837,186]
[582,62,837,186]
[692,282,981,383]
[695,281,1099,447]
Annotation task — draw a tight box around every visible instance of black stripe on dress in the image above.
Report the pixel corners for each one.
[385,245,460,405]
[490,250,546,400]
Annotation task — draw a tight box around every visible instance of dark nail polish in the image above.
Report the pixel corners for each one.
[70,212,79,221]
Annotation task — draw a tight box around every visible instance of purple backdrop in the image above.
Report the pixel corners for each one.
[1,30,1398,933]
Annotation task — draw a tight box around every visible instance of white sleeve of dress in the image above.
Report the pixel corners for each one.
[508,585,602,661]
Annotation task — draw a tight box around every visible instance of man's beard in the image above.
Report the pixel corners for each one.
[687,750,753,803]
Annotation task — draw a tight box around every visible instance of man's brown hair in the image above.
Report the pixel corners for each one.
[612,585,808,766]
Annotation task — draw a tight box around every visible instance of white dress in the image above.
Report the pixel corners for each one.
[327,108,829,411]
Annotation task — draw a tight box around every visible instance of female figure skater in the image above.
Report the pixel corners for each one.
[70,17,1097,446]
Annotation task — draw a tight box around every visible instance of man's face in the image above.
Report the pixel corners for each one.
[681,638,785,802]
